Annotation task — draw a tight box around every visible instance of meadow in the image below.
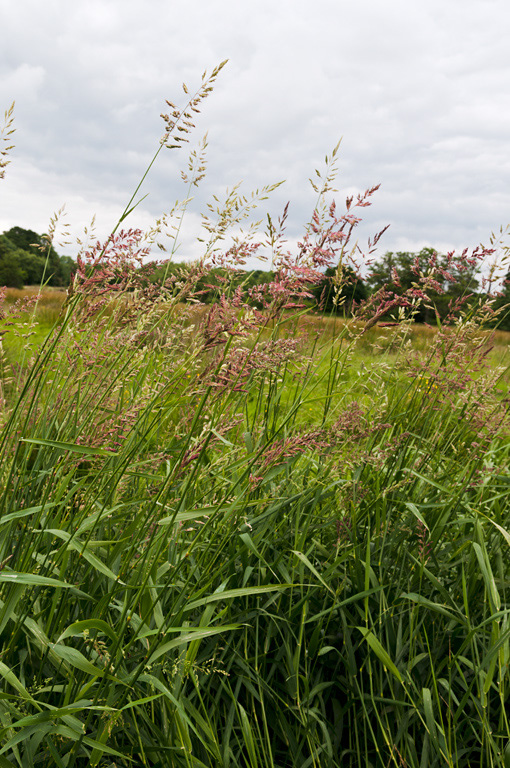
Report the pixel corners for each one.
[0,67,509,767]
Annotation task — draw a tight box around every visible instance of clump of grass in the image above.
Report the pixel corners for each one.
[0,68,509,768]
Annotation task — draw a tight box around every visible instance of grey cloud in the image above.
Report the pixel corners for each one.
[1,0,510,264]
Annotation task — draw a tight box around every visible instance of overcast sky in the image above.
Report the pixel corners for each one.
[1,0,510,269]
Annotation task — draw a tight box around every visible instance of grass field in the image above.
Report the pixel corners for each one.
[0,277,508,767]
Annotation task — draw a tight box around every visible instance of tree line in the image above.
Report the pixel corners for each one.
[0,226,75,288]
[1,227,509,329]
[151,248,510,329]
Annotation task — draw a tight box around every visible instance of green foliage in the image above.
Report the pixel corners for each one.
[148,260,276,307]
[366,248,481,324]
[311,265,368,314]
[0,236,25,287]
[0,227,75,288]
[491,271,510,331]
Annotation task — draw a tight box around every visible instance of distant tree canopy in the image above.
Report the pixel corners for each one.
[0,226,75,288]
[148,261,276,306]
[310,266,368,314]
[147,248,507,326]
[491,270,510,331]
[1,233,508,330]
[0,236,25,288]
[365,247,483,324]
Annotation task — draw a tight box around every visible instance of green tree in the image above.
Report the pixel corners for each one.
[366,248,480,324]
[59,255,76,285]
[3,226,65,285]
[0,235,25,288]
[489,271,510,331]
[16,248,47,284]
[311,265,367,315]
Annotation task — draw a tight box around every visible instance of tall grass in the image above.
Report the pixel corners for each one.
[0,68,509,767]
